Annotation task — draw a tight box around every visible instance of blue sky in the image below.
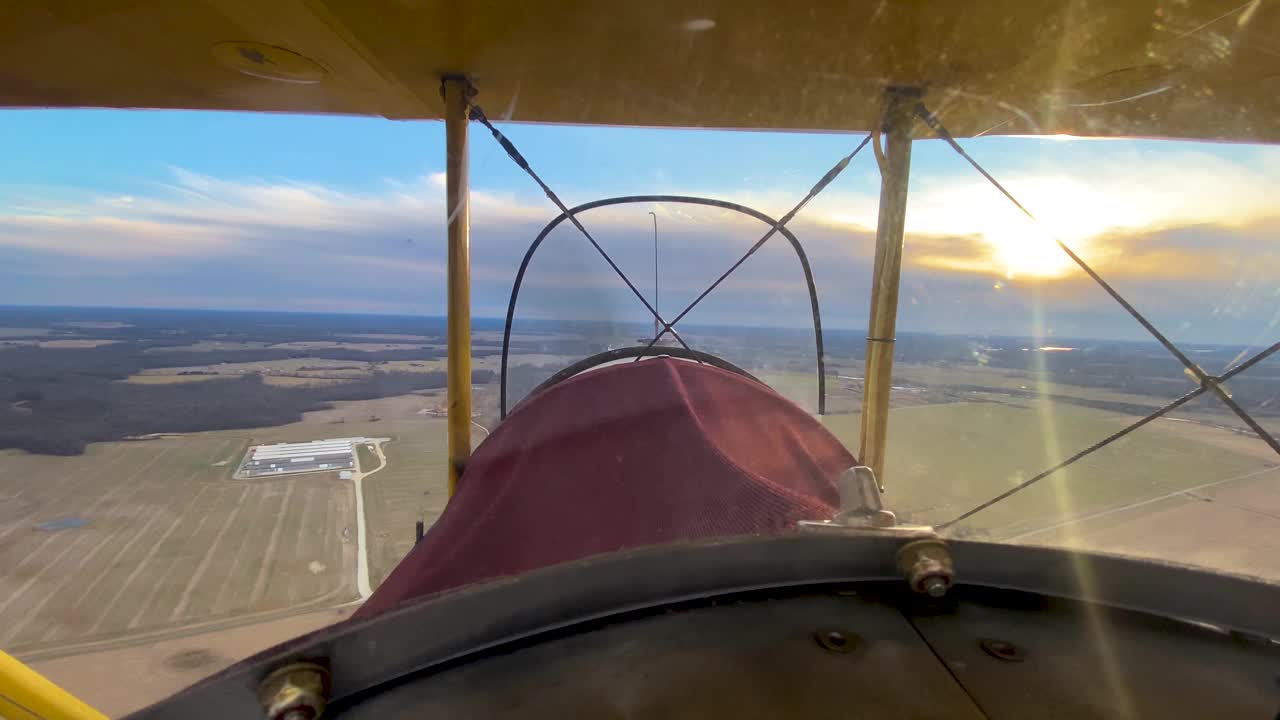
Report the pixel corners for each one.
[10,108,1268,199]
[0,108,1277,345]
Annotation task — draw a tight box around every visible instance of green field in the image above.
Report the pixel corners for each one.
[356,443,381,473]
[359,419,449,588]
[753,369,829,413]
[820,401,1273,537]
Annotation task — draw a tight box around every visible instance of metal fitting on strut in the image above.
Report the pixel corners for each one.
[259,662,330,720]
[797,466,931,537]
[834,466,896,527]
[896,538,954,598]
[797,466,953,597]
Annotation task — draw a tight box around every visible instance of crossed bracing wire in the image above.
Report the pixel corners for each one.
[918,102,1280,529]
[467,95,871,370]
[465,84,1278,530]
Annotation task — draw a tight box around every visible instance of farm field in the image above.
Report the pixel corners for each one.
[6,367,1272,660]
[356,442,381,473]
[127,357,383,381]
[267,341,434,352]
[753,369,829,411]
[28,606,357,717]
[819,400,1278,577]
[0,434,357,654]
[6,359,1277,720]
[215,392,453,591]
[0,388,463,658]
[0,327,54,337]
[5,318,1276,672]
[361,419,450,588]
[0,339,123,349]
[124,352,572,385]
[214,394,454,590]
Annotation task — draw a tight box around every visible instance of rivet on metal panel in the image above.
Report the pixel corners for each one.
[978,638,1027,662]
[258,662,330,720]
[895,538,954,597]
[814,629,859,654]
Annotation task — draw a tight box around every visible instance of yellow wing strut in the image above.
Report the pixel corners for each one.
[0,650,107,720]
[444,75,473,497]
[859,87,917,490]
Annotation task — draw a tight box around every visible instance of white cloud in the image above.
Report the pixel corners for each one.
[635,140,1280,280]
[1,146,1277,344]
[821,143,1280,278]
[0,213,234,259]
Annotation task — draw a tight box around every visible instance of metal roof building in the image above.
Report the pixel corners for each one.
[237,437,372,479]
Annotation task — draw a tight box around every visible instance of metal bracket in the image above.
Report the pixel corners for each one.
[438,73,477,102]
[834,466,895,527]
[797,466,953,596]
[799,466,932,534]
[796,519,937,540]
[798,466,916,531]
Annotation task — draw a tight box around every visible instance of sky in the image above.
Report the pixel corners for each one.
[0,108,1277,346]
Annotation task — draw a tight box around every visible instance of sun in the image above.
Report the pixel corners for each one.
[956,176,1117,280]
[899,175,1100,280]
[835,173,1119,280]
[983,224,1077,279]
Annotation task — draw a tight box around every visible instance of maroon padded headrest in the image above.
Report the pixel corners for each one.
[355,358,852,618]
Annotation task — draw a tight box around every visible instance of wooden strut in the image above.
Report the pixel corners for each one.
[859,87,919,491]
[443,76,473,497]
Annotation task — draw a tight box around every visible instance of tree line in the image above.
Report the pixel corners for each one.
[0,342,496,456]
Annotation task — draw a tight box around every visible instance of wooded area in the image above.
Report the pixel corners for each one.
[0,333,495,456]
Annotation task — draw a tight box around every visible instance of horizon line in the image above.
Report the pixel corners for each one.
[0,303,1259,348]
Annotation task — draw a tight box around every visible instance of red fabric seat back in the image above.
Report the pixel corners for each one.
[356,358,853,618]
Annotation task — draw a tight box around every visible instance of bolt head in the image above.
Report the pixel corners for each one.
[922,575,949,597]
[980,638,1027,662]
[259,663,329,720]
[814,628,858,653]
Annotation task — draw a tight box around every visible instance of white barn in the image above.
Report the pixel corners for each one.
[237,437,372,479]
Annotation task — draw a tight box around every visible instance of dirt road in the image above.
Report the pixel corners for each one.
[29,606,355,717]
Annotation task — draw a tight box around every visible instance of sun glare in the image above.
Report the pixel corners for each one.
[902,174,1136,280]
[983,224,1076,279]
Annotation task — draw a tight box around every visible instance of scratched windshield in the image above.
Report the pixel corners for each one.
[1,106,1277,715]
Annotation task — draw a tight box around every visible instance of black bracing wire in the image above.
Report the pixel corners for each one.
[633,134,874,361]
[467,86,1275,528]
[938,341,1280,530]
[498,195,830,419]
[918,103,1280,459]
[467,102,696,355]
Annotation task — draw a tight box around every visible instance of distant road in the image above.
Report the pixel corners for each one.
[28,605,357,717]
[351,440,388,600]
[19,601,347,664]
